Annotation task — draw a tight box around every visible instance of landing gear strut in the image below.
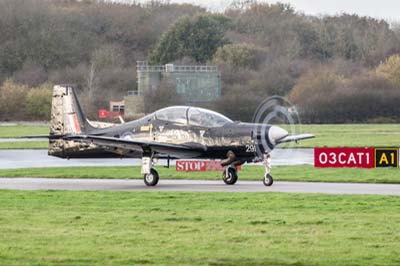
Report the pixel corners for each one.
[263,153,273,186]
[142,154,159,186]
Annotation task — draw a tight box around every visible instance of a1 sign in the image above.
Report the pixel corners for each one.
[314,148,375,168]
[375,148,399,168]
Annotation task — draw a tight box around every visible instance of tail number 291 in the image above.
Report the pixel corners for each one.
[246,144,256,153]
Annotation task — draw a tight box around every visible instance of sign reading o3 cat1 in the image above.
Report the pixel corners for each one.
[314,148,399,168]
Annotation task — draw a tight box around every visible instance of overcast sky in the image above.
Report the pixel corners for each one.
[164,0,400,20]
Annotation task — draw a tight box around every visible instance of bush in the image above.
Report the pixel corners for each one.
[213,83,259,121]
[213,43,268,69]
[290,69,400,123]
[0,80,28,120]
[0,80,52,121]
[375,54,400,87]
[25,84,52,120]
[143,79,184,113]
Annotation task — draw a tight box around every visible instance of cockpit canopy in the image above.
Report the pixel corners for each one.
[155,106,233,127]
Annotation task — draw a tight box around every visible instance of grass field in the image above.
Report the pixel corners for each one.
[1,165,399,184]
[0,125,48,138]
[0,141,48,149]
[296,124,400,148]
[0,190,399,265]
[0,125,48,149]
[0,124,399,149]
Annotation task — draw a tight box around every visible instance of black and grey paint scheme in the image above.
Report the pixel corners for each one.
[29,85,314,187]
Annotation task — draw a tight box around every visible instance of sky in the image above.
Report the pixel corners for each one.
[164,0,400,21]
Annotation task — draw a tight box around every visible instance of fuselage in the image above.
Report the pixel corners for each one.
[54,106,288,161]
[85,106,282,161]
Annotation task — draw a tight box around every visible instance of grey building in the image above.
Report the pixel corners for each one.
[124,61,221,117]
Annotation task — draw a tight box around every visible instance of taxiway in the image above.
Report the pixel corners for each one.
[0,178,399,195]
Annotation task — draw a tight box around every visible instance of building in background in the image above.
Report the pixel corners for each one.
[124,61,221,117]
[98,100,125,119]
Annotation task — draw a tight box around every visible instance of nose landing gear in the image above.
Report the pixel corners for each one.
[144,168,159,186]
[142,154,159,186]
[263,173,273,186]
[263,153,273,186]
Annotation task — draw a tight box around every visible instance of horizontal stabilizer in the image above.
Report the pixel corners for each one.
[276,133,315,144]
[20,134,66,139]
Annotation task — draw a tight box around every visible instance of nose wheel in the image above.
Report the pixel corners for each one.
[141,154,159,186]
[222,166,238,185]
[144,168,159,186]
[263,173,273,186]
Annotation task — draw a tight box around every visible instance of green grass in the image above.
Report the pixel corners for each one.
[0,141,48,149]
[1,165,399,184]
[0,190,399,265]
[0,124,399,149]
[0,125,48,138]
[0,125,48,149]
[295,124,400,148]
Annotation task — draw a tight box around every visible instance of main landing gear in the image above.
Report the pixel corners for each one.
[221,150,240,185]
[221,151,274,187]
[141,155,159,186]
[222,165,238,185]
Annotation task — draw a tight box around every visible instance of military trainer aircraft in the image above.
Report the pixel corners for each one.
[32,85,314,187]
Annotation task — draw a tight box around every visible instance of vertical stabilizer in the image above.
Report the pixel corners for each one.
[50,85,93,135]
[49,85,94,157]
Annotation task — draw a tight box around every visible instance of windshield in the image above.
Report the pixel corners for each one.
[188,107,232,127]
[155,106,188,124]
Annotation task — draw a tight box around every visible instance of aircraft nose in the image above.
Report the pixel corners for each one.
[268,126,288,145]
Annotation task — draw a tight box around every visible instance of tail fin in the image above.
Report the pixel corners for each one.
[49,85,95,158]
[50,85,94,136]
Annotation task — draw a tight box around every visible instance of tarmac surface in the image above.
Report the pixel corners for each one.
[0,148,313,169]
[0,178,399,195]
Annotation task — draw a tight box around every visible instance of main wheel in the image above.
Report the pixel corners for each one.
[144,168,159,186]
[222,167,238,185]
[263,174,273,186]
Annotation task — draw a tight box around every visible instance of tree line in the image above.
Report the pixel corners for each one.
[0,0,400,122]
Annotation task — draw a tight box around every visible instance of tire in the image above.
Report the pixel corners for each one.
[263,174,273,186]
[144,168,159,186]
[222,167,238,185]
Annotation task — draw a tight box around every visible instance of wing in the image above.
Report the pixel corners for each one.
[64,134,207,158]
[276,134,315,144]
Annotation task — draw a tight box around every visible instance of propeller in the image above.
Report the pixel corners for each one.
[252,96,302,159]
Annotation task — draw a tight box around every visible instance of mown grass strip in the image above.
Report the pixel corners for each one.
[0,141,48,149]
[285,124,400,148]
[0,125,48,138]
[0,190,399,265]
